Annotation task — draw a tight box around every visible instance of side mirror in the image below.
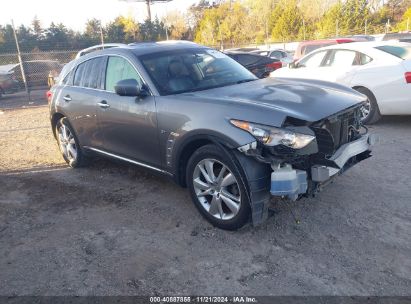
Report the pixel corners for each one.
[115,79,149,97]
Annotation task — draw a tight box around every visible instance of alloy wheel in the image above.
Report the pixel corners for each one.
[192,159,241,221]
[57,124,78,162]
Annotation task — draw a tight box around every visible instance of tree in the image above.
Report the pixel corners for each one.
[105,18,126,43]
[84,19,102,43]
[396,6,411,31]
[271,0,304,42]
[316,1,343,38]
[32,16,43,38]
[163,10,189,40]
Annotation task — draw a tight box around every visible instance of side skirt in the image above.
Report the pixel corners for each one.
[83,146,173,177]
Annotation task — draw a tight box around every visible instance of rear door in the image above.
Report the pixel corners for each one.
[322,49,363,84]
[56,56,106,148]
[96,55,160,167]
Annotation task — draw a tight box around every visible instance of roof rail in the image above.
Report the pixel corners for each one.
[128,40,198,47]
[75,43,127,59]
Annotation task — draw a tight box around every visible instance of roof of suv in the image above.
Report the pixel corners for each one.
[112,40,204,56]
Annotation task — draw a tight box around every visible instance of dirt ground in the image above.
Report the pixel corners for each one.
[0,98,410,296]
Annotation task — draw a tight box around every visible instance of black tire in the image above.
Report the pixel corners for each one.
[55,117,87,168]
[186,144,251,230]
[355,87,381,124]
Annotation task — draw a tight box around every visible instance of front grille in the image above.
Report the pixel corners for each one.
[311,107,361,156]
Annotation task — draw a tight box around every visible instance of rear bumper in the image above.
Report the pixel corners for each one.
[270,133,378,200]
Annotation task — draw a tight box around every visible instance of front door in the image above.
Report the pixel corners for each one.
[96,55,160,167]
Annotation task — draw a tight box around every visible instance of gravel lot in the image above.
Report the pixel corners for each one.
[0,97,410,296]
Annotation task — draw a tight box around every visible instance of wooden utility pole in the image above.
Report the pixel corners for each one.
[119,0,172,22]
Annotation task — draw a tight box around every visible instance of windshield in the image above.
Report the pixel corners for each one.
[139,49,257,95]
[375,45,411,60]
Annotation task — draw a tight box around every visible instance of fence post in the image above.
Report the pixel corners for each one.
[11,19,30,101]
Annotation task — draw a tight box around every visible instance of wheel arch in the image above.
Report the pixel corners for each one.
[173,133,240,187]
[352,85,378,104]
[51,112,66,138]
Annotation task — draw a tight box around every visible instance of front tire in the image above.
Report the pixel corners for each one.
[56,117,87,168]
[186,144,251,230]
[355,87,381,124]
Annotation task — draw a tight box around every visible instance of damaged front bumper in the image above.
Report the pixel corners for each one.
[270,133,378,200]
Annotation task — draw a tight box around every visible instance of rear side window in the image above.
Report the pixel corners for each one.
[235,54,260,66]
[73,62,86,86]
[105,56,143,92]
[73,57,106,89]
[271,51,284,59]
[375,45,411,60]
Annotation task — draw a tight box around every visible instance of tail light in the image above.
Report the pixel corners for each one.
[266,61,283,70]
[405,72,411,84]
[46,90,52,104]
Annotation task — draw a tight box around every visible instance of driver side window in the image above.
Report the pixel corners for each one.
[298,51,327,68]
[105,56,143,92]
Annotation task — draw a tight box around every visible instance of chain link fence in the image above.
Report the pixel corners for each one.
[0,50,78,106]
[0,27,398,108]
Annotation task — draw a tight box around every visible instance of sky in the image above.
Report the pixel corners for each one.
[0,0,199,31]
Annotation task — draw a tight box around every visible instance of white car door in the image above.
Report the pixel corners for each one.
[272,50,330,80]
[323,49,362,85]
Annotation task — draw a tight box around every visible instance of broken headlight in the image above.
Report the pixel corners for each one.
[230,119,315,149]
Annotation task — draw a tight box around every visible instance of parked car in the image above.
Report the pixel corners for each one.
[382,32,411,43]
[0,66,19,98]
[225,47,260,52]
[294,38,359,61]
[225,51,282,78]
[271,42,411,124]
[49,41,375,230]
[251,49,294,67]
[9,60,63,89]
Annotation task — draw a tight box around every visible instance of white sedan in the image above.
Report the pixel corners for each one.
[271,42,411,123]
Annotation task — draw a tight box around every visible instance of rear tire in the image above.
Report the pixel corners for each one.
[186,144,251,230]
[55,117,87,168]
[354,87,381,124]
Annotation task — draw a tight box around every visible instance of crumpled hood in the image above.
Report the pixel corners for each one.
[184,77,365,123]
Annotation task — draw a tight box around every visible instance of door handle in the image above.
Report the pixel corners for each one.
[97,101,110,109]
[63,95,72,102]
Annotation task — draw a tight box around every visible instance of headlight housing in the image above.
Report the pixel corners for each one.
[230,119,315,149]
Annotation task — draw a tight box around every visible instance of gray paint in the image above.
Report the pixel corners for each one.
[50,42,366,175]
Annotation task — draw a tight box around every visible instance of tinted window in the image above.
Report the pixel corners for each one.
[235,54,260,66]
[73,62,86,86]
[375,45,411,60]
[357,52,373,65]
[73,57,105,89]
[140,49,256,95]
[298,51,327,68]
[105,56,143,92]
[270,51,284,59]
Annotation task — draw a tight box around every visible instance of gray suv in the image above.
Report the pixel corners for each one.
[49,41,376,230]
